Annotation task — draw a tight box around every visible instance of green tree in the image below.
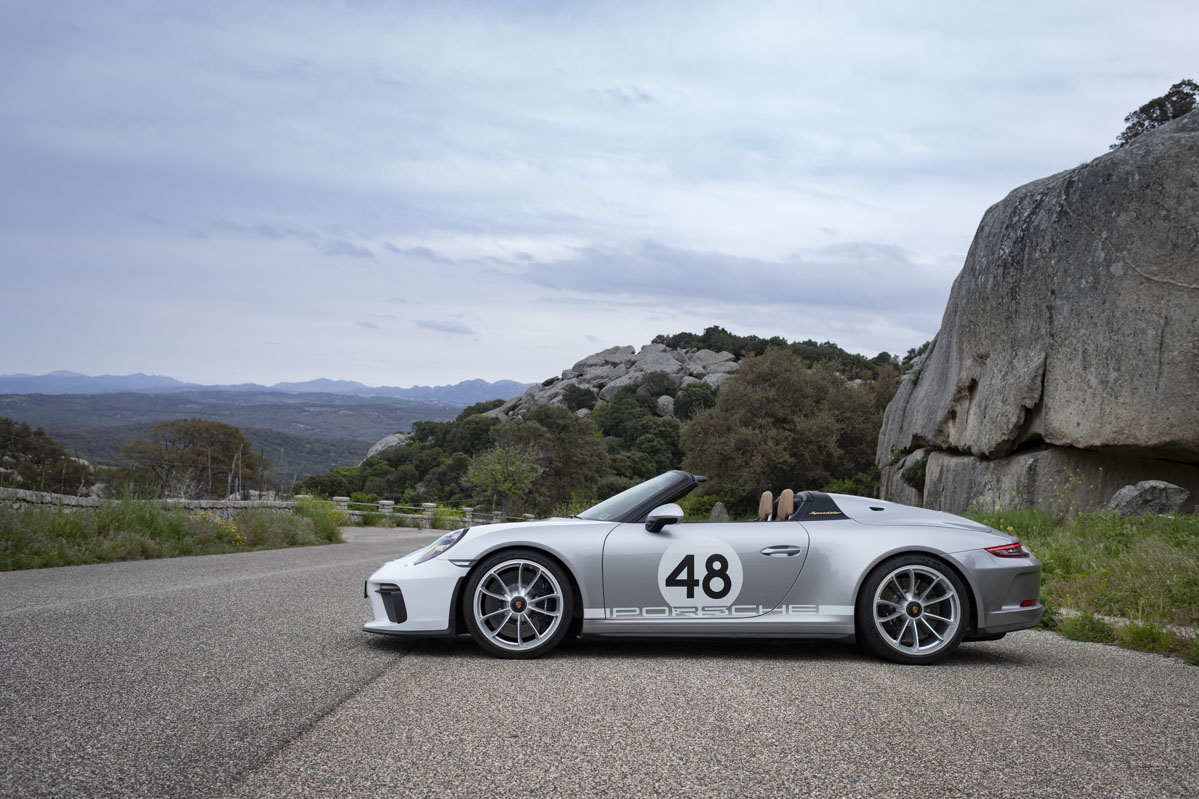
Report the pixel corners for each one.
[121,418,267,499]
[680,350,895,514]
[301,472,353,498]
[423,452,471,501]
[492,405,609,510]
[467,445,544,517]
[589,387,657,439]
[1112,79,1197,149]
[0,418,92,494]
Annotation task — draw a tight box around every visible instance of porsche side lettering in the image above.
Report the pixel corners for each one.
[606,604,820,618]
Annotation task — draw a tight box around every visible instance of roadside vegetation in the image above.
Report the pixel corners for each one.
[0,497,344,571]
[968,509,1199,664]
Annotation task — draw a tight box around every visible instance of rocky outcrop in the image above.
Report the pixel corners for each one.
[360,432,412,464]
[488,343,738,422]
[921,448,1199,516]
[878,112,1199,514]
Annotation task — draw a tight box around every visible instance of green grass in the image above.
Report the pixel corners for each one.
[1057,612,1117,644]
[1116,622,1181,654]
[968,509,1199,663]
[0,498,344,571]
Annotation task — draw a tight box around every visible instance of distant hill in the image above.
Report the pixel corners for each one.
[44,422,370,486]
[0,390,466,480]
[0,372,534,406]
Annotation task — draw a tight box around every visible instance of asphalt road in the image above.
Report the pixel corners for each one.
[2,528,1197,799]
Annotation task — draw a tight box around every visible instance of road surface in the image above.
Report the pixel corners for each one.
[2,528,1196,798]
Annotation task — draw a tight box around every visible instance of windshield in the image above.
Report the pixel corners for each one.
[578,471,695,522]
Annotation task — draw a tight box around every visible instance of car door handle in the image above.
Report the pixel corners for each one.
[760,545,803,557]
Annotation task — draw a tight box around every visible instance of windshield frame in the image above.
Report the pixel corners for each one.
[577,470,703,523]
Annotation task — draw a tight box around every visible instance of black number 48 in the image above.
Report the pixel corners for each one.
[665,554,731,599]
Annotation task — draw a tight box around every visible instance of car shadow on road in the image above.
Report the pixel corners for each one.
[366,632,1042,667]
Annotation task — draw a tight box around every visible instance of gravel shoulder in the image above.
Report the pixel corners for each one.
[2,527,1196,799]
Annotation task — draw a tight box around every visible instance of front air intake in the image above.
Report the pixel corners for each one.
[377,583,407,624]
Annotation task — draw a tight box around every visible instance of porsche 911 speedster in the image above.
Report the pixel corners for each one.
[363,470,1042,664]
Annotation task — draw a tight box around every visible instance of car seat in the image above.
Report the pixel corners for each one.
[776,488,795,520]
[757,490,773,521]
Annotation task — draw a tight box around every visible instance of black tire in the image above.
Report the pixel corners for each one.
[462,549,576,659]
[856,554,969,665]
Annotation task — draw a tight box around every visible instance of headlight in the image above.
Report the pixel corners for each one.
[414,528,469,564]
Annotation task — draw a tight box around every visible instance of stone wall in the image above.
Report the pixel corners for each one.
[0,486,297,519]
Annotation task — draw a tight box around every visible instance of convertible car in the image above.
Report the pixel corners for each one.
[364,470,1042,664]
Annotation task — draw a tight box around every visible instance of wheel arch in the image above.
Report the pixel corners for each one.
[455,544,585,638]
[852,548,982,633]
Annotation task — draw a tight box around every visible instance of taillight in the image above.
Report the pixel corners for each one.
[986,542,1031,558]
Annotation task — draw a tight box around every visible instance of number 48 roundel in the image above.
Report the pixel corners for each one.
[656,538,743,607]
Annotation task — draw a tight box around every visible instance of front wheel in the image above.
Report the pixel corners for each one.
[856,554,968,665]
[462,549,575,659]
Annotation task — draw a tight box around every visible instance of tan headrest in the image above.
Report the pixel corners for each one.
[757,491,774,521]
[777,489,795,520]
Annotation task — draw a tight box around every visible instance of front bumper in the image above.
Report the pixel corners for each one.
[363,552,468,635]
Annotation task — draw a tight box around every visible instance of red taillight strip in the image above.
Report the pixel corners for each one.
[986,542,1030,558]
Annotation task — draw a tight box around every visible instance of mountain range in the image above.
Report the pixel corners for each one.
[0,371,533,406]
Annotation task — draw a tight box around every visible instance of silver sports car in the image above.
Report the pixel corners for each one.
[364,470,1043,664]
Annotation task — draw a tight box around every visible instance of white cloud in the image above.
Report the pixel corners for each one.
[0,0,1194,384]
[417,320,475,336]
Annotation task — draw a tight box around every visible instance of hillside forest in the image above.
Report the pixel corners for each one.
[301,328,912,517]
[1,329,919,514]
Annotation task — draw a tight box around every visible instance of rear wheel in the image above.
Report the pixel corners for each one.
[463,549,575,659]
[857,554,967,665]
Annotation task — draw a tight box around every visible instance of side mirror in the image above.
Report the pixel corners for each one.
[645,503,684,533]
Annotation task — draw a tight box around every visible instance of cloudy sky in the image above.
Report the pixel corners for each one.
[2,1,1194,386]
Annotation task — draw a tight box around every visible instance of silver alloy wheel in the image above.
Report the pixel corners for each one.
[872,564,961,656]
[472,558,565,652]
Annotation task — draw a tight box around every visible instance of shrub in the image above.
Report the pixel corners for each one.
[674,383,717,421]
[899,455,927,492]
[562,384,597,412]
[432,505,467,530]
[1116,622,1180,654]
[0,498,341,571]
[359,510,394,528]
[1185,636,1199,666]
[294,497,347,542]
[636,371,678,399]
[1038,597,1062,630]
[1058,612,1117,644]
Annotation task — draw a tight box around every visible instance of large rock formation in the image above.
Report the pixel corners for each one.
[878,112,1199,514]
[488,343,739,421]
